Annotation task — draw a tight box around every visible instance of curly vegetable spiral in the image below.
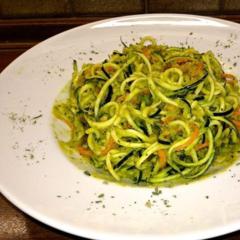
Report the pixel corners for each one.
[53,36,240,185]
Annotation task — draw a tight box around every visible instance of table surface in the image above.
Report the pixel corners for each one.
[1,16,240,240]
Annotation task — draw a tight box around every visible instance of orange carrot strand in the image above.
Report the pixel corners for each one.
[176,125,200,151]
[232,120,240,130]
[195,141,209,151]
[232,107,240,117]
[78,146,93,157]
[101,137,116,156]
[158,149,167,169]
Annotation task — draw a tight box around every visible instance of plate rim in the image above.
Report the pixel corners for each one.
[1,13,240,75]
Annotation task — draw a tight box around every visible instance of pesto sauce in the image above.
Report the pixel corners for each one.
[56,136,240,187]
[52,54,240,187]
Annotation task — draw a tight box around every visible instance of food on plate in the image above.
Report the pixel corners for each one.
[52,36,240,186]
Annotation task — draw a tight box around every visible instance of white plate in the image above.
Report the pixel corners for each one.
[1,14,240,240]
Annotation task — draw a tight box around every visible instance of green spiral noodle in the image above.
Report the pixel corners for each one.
[53,36,240,186]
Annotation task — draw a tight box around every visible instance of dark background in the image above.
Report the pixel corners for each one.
[1,0,240,239]
[1,0,240,71]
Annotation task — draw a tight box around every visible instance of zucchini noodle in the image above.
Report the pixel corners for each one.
[53,36,240,186]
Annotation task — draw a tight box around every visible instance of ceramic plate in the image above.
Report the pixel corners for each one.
[1,14,240,240]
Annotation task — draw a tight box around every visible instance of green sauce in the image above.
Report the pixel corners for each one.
[52,37,240,187]
[55,136,239,187]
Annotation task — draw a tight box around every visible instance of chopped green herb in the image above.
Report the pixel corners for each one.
[145,200,152,208]
[32,114,43,120]
[152,187,162,196]
[98,193,104,198]
[84,170,91,176]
